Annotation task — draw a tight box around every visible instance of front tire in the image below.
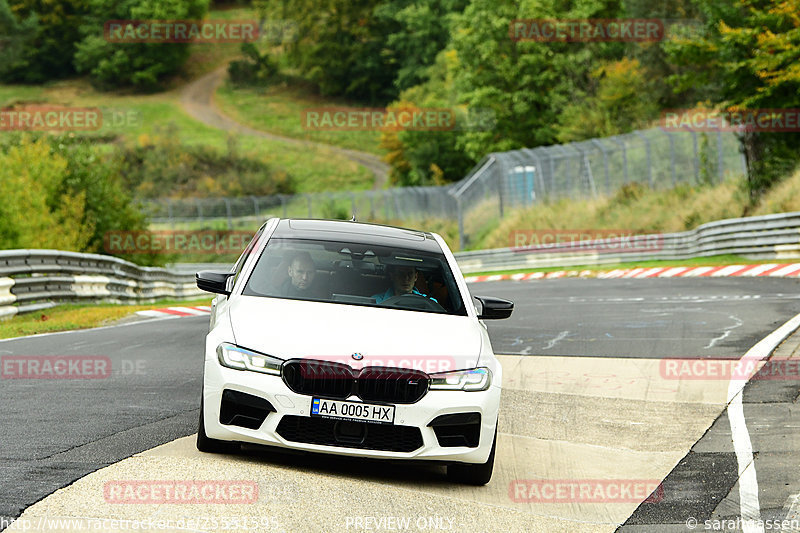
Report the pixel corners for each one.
[447,426,497,485]
[196,399,240,454]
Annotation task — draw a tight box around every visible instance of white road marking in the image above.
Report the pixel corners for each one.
[542,330,569,351]
[782,492,800,522]
[705,315,744,349]
[726,312,800,533]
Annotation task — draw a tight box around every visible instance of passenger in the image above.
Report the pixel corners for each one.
[372,265,438,304]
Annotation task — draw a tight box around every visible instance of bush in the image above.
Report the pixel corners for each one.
[228,42,279,87]
[117,125,295,198]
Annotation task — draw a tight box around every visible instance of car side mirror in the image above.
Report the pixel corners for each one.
[474,296,514,320]
[196,271,233,296]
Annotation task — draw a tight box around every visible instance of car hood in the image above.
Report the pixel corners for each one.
[229,296,482,371]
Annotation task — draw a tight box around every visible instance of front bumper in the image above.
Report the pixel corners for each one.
[202,359,501,464]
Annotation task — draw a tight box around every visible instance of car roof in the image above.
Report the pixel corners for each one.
[270,219,443,254]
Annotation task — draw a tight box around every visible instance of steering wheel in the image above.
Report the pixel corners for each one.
[381,292,446,312]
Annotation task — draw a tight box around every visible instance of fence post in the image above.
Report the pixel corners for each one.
[611,136,629,184]
[717,128,724,181]
[683,126,700,183]
[251,196,259,218]
[306,194,313,218]
[633,130,653,188]
[280,195,287,218]
[457,196,465,250]
[224,198,233,230]
[660,128,677,187]
[590,139,610,194]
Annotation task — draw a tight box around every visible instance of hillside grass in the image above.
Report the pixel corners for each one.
[0,5,374,193]
[215,82,385,156]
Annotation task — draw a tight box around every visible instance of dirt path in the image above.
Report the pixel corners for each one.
[179,67,389,189]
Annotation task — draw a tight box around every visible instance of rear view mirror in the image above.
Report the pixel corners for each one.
[196,271,233,296]
[474,296,514,320]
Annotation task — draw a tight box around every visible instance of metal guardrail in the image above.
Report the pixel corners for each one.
[0,250,203,319]
[455,212,800,273]
[1,211,798,318]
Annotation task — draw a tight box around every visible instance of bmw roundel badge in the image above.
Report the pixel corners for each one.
[351,352,364,361]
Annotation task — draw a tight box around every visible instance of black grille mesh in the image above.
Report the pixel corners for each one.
[282,360,429,404]
[276,415,423,452]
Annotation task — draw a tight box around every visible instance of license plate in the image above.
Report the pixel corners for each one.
[310,397,395,424]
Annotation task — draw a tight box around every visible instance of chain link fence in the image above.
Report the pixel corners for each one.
[144,126,747,249]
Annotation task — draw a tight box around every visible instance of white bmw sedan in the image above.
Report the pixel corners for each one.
[195,218,513,485]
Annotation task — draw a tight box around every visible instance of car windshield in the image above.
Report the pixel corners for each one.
[242,237,466,316]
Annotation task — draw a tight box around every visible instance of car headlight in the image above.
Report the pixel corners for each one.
[217,343,282,375]
[429,367,491,391]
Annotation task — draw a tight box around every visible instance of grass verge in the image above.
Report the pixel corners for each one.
[0,297,212,340]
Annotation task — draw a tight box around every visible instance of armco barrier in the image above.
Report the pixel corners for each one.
[455,211,800,273]
[0,250,203,319]
[1,211,799,318]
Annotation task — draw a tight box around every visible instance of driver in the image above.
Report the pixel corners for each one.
[280,252,324,298]
[372,265,438,304]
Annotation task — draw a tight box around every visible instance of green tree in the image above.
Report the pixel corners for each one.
[73,0,208,91]
[0,0,39,81]
[375,0,468,92]
[278,0,398,103]
[557,57,658,142]
[0,137,93,251]
[667,0,800,200]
